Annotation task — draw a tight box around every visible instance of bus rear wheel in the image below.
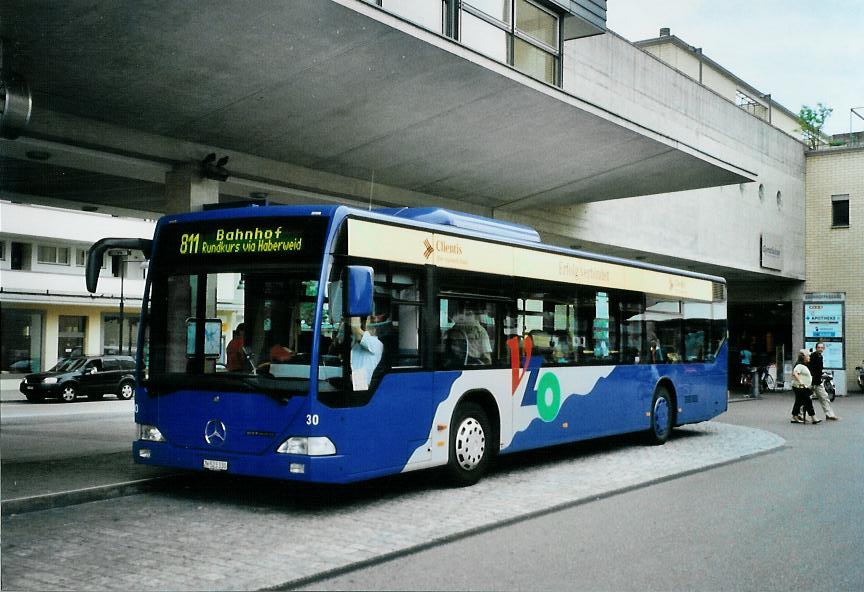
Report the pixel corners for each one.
[446,402,492,487]
[646,387,673,445]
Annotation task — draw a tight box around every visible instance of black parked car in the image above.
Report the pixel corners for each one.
[19,355,137,403]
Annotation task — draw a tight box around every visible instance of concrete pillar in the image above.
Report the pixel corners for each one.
[86,310,102,355]
[44,310,59,367]
[791,297,804,358]
[165,163,219,214]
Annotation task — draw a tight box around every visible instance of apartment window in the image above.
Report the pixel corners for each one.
[10,242,30,270]
[462,8,509,61]
[76,248,87,267]
[380,0,445,33]
[0,241,5,260]
[37,245,70,265]
[831,194,850,227]
[461,0,561,85]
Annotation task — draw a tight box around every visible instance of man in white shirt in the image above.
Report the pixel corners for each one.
[350,316,384,390]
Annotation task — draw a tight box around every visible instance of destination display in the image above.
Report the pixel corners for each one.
[180,225,302,255]
[159,217,327,267]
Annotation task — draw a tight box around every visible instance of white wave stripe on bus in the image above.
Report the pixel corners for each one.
[402,367,614,472]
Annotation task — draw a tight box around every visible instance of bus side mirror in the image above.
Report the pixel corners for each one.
[345,266,374,318]
[86,237,153,293]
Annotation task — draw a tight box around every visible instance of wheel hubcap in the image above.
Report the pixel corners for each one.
[121,384,133,398]
[654,397,669,438]
[62,388,75,401]
[455,417,485,471]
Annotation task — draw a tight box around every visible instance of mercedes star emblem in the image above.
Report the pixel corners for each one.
[204,419,227,446]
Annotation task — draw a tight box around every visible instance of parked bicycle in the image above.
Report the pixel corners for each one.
[740,365,775,393]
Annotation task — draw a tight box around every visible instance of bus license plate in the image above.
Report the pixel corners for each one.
[203,459,228,471]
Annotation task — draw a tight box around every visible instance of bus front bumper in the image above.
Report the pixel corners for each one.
[133,441,349,483]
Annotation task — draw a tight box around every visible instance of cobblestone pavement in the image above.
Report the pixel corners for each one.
[1,422,783,591]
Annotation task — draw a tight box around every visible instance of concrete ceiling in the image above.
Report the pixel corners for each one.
[1,0,753,216]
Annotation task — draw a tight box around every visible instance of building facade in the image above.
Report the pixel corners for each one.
[634,28,800,138]
[0,203,153,374]
[804,145,864,393]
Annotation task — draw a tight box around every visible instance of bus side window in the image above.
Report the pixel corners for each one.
[374,265,422,369]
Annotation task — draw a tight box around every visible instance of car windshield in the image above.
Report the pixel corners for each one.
[49,358,86,372]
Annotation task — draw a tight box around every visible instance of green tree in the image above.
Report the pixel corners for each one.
[798,103,833,149]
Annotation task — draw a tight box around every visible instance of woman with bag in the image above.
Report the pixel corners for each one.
[791,349,821,424]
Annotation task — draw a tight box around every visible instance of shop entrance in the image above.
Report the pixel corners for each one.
[728,302,792,392]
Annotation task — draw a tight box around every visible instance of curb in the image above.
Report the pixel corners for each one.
[1,474,183,516]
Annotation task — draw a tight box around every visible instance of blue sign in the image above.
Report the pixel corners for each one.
[804,303,843,339]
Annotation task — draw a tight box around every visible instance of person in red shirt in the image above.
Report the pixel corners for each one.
[225,323,246,371]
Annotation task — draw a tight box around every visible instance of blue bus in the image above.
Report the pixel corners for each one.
[87,205,727,486]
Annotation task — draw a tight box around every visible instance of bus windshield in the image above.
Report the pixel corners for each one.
[143,216,329,397]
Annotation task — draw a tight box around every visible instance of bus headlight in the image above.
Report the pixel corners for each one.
[138,424,166,442]
[42,377,58,384]
[277,436,336,456]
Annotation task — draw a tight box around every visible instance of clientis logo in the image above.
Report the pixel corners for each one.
[436,239,463,255]
[420,237,464,261]
[507,336,563,422]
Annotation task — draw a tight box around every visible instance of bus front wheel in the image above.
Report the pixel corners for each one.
[647,387,673,445]
[446,402,492,487]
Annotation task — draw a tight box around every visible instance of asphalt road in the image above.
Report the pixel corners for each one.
[298,394,864,591]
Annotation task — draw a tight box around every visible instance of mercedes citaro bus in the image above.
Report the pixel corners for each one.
[87,204,727,486]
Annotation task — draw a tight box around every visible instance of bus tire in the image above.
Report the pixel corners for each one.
[446,402,492,487]
[646,386,673,445]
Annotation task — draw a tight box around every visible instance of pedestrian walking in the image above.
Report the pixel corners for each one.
[808,342,840,420]
[791,349,821,424]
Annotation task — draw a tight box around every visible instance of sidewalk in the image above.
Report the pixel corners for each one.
[2,418,788,592]
[1,382,179,516]
[0,391,779,517]
[1,452,179,516]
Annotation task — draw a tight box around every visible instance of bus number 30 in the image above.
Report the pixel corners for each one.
[306,414,320,426]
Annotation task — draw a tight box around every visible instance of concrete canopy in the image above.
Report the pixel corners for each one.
[0,0,754,215]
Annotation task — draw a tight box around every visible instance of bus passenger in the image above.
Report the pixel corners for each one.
[648,335,664,363]
[448,308,492,365]
[226,323,246,371]
[350,316,384,390]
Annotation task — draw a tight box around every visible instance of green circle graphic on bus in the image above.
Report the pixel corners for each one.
[536,372,562,422]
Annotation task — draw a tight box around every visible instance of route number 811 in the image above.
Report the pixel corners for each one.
[180,233,200,254]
